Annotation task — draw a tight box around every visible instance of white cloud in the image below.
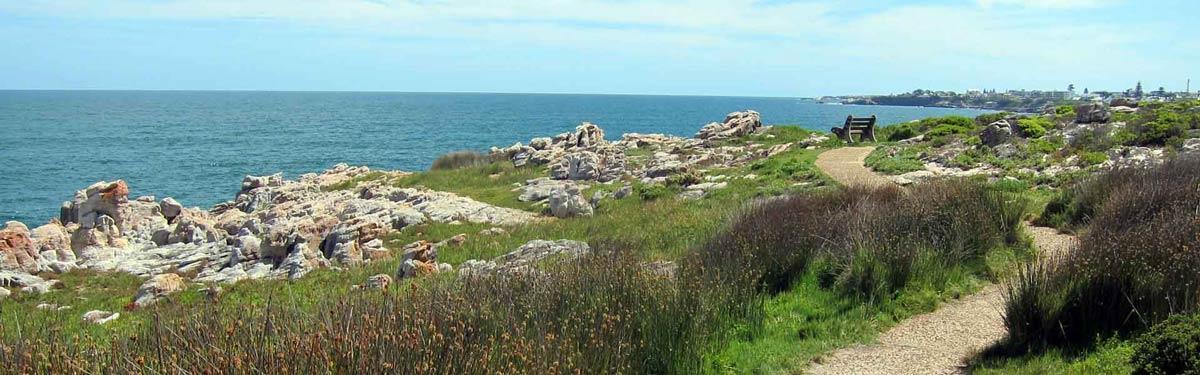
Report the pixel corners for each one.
[976,0,1120,9]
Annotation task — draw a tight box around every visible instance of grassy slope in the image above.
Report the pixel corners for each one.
[0,127,831,341]
[1,125,1046,373]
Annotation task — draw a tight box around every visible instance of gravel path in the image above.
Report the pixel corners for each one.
[814,147,892,187]
[807,147,1077,375]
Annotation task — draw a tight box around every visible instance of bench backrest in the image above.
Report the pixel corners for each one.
[844,115,876,129]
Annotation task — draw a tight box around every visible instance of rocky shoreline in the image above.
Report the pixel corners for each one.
[1,110,827,318]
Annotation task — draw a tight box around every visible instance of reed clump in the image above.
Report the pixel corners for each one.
[1005,157,1200,348]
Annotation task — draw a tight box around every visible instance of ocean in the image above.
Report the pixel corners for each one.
[0,91,988,225]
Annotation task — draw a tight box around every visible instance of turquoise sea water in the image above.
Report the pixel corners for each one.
[0,91,987,225]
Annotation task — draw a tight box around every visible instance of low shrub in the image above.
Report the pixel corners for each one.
[879,116,978,142]
[975,112,1013,126]
[1054,105,1077,119]
[431,150,494,170]
[926,117,977,138]
[1027,138,1061,155]
[1016,117,1051,138]
[1006,157,1200,348]
[880,122,919,142]
[864,146,925,174]
[1130,313,1200,375]
[1079,151,1107,166]
[1115,100,1200,146]
[635,183,677,201]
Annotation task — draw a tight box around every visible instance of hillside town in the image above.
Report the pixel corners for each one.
[824,81,1196,112]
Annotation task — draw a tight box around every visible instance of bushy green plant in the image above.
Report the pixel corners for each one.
[880,116,978,142]
[1079,151,1108,166]
[1027,138,1061,154]
[666,169,703,187]
[1054,105,1077,119]
[864,146,925,174]
[926,116,978,138]
[880,122,919,142]
[1016,117,1051,138]
[1131,313,1200,375]
[1120,100,1200,146]
[634,183,676,201]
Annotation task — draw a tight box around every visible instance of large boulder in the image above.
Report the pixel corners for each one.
[1,221,40,273]
[459,239,591,277]
[30,221,74,267]
[159,197,183,222]
[548,186,593,218]
[82,310,120,325]
[0,270,56,293]
[980,120,1015,147]
[132,273,186,308]
[60,180,131,230]
[551,151,601,180]
[696,110,762,140]
[1075,102,1112,124]
[518,178,586,202]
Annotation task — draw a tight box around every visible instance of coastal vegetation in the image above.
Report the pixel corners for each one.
[6,101,1200,373]
[1,115,1038,373]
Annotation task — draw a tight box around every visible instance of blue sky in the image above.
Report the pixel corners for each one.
[0,0,1195,96]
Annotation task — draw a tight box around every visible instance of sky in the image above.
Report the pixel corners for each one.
[0,0,1196,97]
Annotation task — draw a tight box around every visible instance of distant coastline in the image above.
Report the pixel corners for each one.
[817,86,1195,114]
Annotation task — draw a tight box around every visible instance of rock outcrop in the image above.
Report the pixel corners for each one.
[980,120,1015,147]
[132,273,186,308]
[696,110,763,140]
[459,239,591,277]
[5,163,539,292]
[1075,102,1111,124]
[548,186,593,218]
[1,221,39,273]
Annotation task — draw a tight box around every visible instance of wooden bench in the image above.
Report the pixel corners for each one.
[830,115,877,143]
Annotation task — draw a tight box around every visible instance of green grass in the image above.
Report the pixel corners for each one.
[971,339,1135,374]
[710,263,986,374]
[394,161,546,211]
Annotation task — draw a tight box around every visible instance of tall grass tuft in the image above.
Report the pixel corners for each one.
[1,247,760,374]
[697,179,1024,301]
[431,150,494,170]
[1006,157,1200,348]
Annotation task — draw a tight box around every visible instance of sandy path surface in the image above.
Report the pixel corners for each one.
[814,147,892,187]
[807,148,1077,375]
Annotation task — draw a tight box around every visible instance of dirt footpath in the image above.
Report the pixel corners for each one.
[808,147,1078,375]
[814,147,892,187]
